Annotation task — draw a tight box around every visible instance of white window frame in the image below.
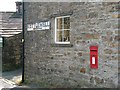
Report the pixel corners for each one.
[55,16,70,44]
[0,37,3,47]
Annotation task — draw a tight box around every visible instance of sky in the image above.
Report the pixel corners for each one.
[0,0,22,12]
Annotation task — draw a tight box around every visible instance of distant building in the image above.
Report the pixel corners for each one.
[0,2,22,38]
[0,2,22,71]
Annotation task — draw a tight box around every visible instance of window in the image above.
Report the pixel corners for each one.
[55,16,70,44]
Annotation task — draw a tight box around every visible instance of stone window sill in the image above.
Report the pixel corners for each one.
[51,43,73,47]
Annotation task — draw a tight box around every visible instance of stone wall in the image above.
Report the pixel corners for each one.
[0,47,2,76]
[24,2,119,88]
[1,4,22,71]
[2,33,22,71]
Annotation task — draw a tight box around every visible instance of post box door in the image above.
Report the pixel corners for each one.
[90,54,98,69]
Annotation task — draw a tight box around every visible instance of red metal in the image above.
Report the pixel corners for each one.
[90,46,98,69]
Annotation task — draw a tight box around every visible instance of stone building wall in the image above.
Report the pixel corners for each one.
[1,2,22,71]
[24,2,119,88]
[2,33,22,71]
[0,12,2,75]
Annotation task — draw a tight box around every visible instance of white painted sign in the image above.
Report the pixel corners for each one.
[27,21,50,31]
[92,57,95,64]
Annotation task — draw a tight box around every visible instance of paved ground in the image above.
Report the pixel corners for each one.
[0,77,17,89]
[1,68,30,89]
[2,68,22,84]
[2,69,41,88]
[0,68,23,89]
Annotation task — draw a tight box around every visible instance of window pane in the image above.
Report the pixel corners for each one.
[57,18,62,29]
[55,16,70,43]
[57,31,62,42]
[64,17,70,29]
[64,30,70,42]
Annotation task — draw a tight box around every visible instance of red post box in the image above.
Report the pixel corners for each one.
[90,46,98,69]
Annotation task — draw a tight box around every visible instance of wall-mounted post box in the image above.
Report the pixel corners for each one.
[90,46,98,69]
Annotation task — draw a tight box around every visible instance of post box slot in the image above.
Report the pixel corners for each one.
[91,50,97,51]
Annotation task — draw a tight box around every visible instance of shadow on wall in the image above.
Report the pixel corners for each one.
[2,33,22,72]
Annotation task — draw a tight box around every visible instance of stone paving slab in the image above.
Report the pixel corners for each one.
[1,68,30,89]
[0,77,17,90]
[2,68,22,84]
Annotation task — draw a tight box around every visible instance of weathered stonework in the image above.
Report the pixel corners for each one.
[24,2,119,88]
[2,33,22,71]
